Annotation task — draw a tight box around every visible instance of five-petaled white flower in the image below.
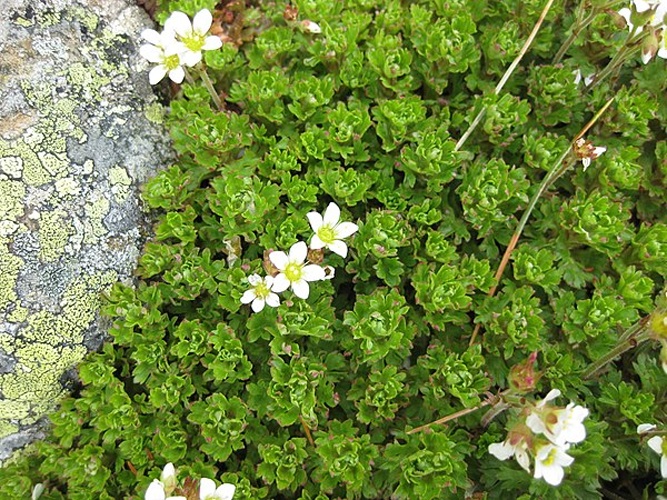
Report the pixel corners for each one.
[199,477,236,500]
[526,400,589,446]
[241,274,280,312]
[140,29,185,85]
[269,241,325,299]
[307,202,359,258]
[533,442,575,486]
[165,10,223,67]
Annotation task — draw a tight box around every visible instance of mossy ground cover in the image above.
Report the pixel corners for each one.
[2,0,667,498]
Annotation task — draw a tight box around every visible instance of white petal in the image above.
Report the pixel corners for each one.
[160,462,176,483]
[251,298,265,312]
[289,241,308,263]
[193,9,213,35]
[265,293,280,308]
[541,463,565,486]
[214,483,236,500]
[264,275,275,288]
[240,290,257,304]
[323,202,341,226]
[328,239,348,258]
[333,221,358,239]
[291,279,310,299]
[525,413,547,436]
[141,29,163,45]
[488,441,514,461]
[202,36,223,51]
[306,211,323,232]
[635,0,651,13]
[272,273,290,293]
[648,436,664,455]
[641,50,654,64]
[302,264,326,282]
[165,11,192,37]
[248,274,262,286]
[149,66,167,85]
[637,423,657,434]
[542,389,561,403]
[269,250,289,270]
[199,477,216,499]
[516,449,531,473]
[145,480,166,500]
[168,66,185,84]
[140,44,164,63]
[309,234,326,250]
[661,455,667,478]
[181,50,202,67]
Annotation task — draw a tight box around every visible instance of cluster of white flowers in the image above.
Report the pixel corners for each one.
[489,389,589,486]
[145,463,235,500]
[139,9,222,84]
[618,0,667,63]
[638,424,667,478]
[241,202,358,312]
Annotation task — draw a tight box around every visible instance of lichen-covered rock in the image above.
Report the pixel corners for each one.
[0,0,171,459]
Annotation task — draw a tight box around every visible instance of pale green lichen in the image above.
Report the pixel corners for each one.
[7,301,28,323]
[1,1,165,448]
[38,210,74,262]
[0,241,23,312]
[109,166,132,203]
[145,102,165,124]
[0,179,26,221]
[84,194,111,244]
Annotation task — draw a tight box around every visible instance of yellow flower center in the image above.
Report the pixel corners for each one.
[317,225,336,244]
[182,33,205,52]
[254,282,270,299]
[164,54,181,70]
[284,262,303,282]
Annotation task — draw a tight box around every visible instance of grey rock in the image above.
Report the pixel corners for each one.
[0,0,171,460]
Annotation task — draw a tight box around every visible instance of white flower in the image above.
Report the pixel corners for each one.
[269,241,325,299]
[533,442,575,486]
[165,9,223,67]
[647,435,667,478]
[574,138,606,171]
[199,477,236,500]
[619,0,667,32]
[144,479,186,500]
[140,29,185,84]
[301,20,322,33]
[241,274,280,312]
[488,437,531,473]
[306,202,359,258]
[526,402,589,446]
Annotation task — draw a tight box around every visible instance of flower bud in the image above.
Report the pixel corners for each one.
[641,30,659,63]
[509,351,540,393]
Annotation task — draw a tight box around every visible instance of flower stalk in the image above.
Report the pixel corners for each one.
[469,97,615,346]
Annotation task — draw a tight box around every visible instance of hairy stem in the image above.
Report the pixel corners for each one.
[582,317,651,380]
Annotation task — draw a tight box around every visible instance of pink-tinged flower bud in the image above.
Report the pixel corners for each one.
[509,351,540,393]
[641,30,659,63]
